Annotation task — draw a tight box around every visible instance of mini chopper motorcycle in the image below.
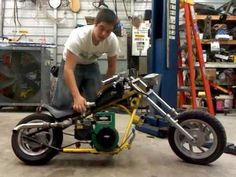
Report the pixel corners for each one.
[11,72,227,165]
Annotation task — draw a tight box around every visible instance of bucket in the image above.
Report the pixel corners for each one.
[223,95,233,109]
[215,95,233,110]
[215,98,224,111]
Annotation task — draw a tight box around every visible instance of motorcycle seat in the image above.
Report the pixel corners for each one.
[40,104,77,119]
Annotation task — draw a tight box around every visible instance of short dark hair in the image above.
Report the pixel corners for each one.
[95,9,118,26]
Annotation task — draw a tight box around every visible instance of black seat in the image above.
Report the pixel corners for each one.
[41,104,77,119]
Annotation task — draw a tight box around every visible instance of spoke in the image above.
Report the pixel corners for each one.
[197,146,206,152]
[25,144,31,150]
[202,124,207,131]
[22,139,29,145]
[195,123,203,132]
[188,143,193,152]
[199,123,205,131]
[201,124,210,135]
[185,123,194,129]
[41,131,51,136]
[178,134,188,145]
[22,133,31,142]
[186,122,199,131]
[205,129,212,137]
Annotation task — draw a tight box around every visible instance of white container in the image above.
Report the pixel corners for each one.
[223,95,233,109]
[216,95,234,109]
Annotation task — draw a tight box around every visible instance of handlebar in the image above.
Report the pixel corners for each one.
[101,71,160,95]
[86,102,96,107]
[100,71,148,94]
[101,71,127,85]
[101,75,119,85]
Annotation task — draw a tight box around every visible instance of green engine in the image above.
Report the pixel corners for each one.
[74,112,119,151]
[92,112,119,151]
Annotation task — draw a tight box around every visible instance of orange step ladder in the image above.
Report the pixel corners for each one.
[178,0,215,115]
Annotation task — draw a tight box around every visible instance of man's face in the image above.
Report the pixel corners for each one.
[93,22,114,42]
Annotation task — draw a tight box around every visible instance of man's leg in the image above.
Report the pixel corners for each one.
[75,63,101,102]
[51,61,73,109]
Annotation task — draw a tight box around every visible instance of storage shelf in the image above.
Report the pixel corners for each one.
[201,40,236,45]
[195,62,236,68]
[196,15,236,21]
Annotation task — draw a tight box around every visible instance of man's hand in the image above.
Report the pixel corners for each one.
[73,95,87,113]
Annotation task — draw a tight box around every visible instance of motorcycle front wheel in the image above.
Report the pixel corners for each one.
[11,113,63,165]
[168,110,226,165]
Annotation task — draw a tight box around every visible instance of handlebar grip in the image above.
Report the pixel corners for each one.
[86,102,96,107]
[101,75,119,85]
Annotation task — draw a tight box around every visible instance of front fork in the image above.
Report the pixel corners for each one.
[132,78,195,143]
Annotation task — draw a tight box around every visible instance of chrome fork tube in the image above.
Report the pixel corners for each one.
[145,89,195,142]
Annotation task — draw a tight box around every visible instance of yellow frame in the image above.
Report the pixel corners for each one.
[62,91,143,154]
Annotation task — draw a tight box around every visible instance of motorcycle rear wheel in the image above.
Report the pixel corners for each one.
[168,110,226,165]
[11,113,63,165]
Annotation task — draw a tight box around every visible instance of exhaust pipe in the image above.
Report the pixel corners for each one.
[13,119,73,132]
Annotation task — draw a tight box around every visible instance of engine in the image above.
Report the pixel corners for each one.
[74,112,119,151]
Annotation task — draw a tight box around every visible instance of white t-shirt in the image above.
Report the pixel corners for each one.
[63,25,120,64]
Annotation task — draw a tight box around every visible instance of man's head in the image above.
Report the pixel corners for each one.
[93,9,118,43]
[95,8,118,27]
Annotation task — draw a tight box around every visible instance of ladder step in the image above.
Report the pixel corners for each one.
[178,65,199,70]
[178,66,189,70]
[178,86,191,92]
[178,86,204,92]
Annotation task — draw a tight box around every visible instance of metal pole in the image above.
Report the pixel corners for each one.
[53,9,58,64]
[166,0,170,68]
[0,0,4,37]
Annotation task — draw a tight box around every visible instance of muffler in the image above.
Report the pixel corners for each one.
[13,119,73,132]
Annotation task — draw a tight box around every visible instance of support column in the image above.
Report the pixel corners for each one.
[150,0,179,108]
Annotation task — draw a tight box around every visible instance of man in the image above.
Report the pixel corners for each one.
[52,9,120,113]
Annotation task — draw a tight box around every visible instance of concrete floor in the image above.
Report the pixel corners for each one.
[0,111,235,177]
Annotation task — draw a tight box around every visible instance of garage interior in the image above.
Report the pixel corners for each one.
[0,0,236,177]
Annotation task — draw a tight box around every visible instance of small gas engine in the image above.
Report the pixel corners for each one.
[74,112,119,151]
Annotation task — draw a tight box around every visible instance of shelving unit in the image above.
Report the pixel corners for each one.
[196,15,236,21]
[201,40,236,45]
[195,62,236,68]
[196,14,236,112]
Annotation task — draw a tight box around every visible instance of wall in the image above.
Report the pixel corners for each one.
[1,0,152,74]
[0,0,228,73]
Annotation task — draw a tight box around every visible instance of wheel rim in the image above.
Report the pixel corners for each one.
[174,119,218,159]
[17,120,53,156]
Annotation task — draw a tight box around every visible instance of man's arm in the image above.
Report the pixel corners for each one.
[64,50,87,113]
[106,55,117,78]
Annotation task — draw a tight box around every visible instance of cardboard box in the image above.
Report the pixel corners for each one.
[206,68,216,81]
